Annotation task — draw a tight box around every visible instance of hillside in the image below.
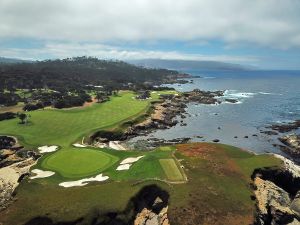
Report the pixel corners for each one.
[0,57,31,64]
[129,59,251,71]
[0,57,184,91]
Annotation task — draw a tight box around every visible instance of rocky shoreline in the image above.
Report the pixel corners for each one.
[90,89,225,148]
[279,134,300,157]
[261,120,300,159]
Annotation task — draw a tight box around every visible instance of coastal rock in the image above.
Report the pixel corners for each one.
[183,89,223,104]
[274,154,300,178]
[134,207,169,225]
[267,120,300,133]
[254,177,295,225]
[0,158,36,211]
[260,130,279,135]
[279,134,300,156]
[0,136,16,150]
[291,191,300,218]
[253,155,300,225]
[225,98,239,104]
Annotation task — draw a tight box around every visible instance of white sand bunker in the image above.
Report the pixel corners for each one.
[116,164,132,171]
[109,141,127,150]
[120,156,144,165]
[116,156,144,171]
[73,143,86,148]
[38,145,58,153]
[30,169,55,179]
[59,174,109,188]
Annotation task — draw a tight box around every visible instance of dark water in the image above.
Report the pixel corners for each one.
[131,70,300,155]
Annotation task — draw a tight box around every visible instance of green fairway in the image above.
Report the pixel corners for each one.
[0,90,185,182]
[159,158,184,181]
[0,91,151,148]
[41,148,119,178]
[0,91,159,180]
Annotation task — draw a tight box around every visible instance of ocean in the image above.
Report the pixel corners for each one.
[130,70,300,156]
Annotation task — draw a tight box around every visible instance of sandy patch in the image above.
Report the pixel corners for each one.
[120,156,144,165]
[30,169,55,179]
[109,141,127,150]
[73,143,86,148]
[38,145,58,153]
[59,173,109,188]
[97,143,108,148]
[116,164,132,171]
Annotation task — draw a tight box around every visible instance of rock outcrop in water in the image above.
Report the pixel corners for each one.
[267,120,300,133]
[279,134,300,157]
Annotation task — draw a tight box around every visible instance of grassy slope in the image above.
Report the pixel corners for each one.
[168,143,282,225]
[0,143,282,225]
[0,91,166,180]
[0,92,151,148]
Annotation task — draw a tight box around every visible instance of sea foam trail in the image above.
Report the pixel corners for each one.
[223,90,256,98]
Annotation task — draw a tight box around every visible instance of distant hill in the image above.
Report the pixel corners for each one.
[0,56,183,91]
[128,59,251,71]
[0,57,32,64]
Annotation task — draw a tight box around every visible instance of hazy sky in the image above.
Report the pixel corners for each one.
[1,0,300,69]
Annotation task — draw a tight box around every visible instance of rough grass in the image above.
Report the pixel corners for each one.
[0,143,283,225]
[168,143,282,225]
[159,159,184,181]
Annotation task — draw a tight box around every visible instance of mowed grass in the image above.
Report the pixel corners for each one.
[159,159,184,181]
[0,91,163,180]
[41,149,119,178]
[0,91,152,148]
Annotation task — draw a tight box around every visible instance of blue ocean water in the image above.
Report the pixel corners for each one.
[131,70,300,155]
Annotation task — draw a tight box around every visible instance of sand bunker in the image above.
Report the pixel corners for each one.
[116,156,144,171]
[109,141,127,150]
[59,174,109,188]
[30,169,55,179]
[116,164,132,171]
[73,143,86,148]
[38,145,58,153]
[120,156,144,165]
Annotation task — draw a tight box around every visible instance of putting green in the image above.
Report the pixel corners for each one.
[159,159,184,181]
[41,148,119,178]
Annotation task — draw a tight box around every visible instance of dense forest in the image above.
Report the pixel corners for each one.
[0,56,184,91]
[0,57,181,110]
